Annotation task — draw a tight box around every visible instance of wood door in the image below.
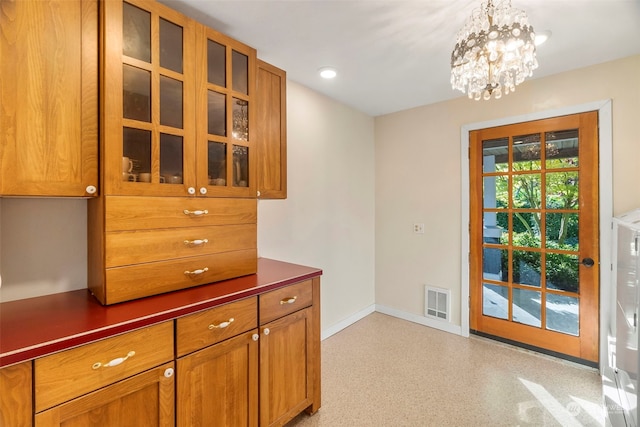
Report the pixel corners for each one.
[35,362,175,427]
[260,308,313,427]
[469,111,599,364]
[177,330,259,427]
[0,0,98,197]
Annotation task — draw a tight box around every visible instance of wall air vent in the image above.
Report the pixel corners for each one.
[425,286,450,321]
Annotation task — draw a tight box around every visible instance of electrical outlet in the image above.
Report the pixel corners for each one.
[414,223,425,234]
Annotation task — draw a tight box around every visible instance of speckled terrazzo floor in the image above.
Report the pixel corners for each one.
[287,312,605,427]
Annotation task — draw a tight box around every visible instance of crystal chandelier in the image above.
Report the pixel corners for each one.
[450,0,538,100]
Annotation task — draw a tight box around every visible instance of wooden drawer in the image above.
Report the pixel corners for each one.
[104,249,257,304]
[105,224,256,268]
[35,321,173,412]
[105,196,257,231]
[259,280,313,325]
[176,297,258,357]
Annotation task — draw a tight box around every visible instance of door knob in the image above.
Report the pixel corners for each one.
[581,257,595,267]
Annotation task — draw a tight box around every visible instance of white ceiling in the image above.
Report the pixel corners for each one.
[160,0,640,117]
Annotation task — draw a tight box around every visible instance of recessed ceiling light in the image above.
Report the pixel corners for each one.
[535,30,552,46]
[318,67,337,79]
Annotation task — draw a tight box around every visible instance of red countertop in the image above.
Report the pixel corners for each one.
[0,258,322,368]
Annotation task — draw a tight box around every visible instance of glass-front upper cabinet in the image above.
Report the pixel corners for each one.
[103,0,196,196]
[196,27,256,197]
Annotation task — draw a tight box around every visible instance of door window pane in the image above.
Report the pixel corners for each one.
[232,50,248,94]
[482,137,509,172]
[123,65,151,122]
[512,288,541,328]
[159,18,182,73]
[513,173,541,209]
[208,91,226,136]
[160,76,183,129]
[122,2,150,62]
[546,253,579,293]
[512,133,541,170]
[123,128,151,178]
[232,145,248,187]
[483,176,508,209]
[483,213,507,244]
[512,250,541,287]
[483,247,507,282]
[546,293,579,336]
[546,129,579,169]
[512,213,541,248]
[207,40,225,87]
[208,142,226,185]
[483,284,508,320]
[546,213,579,250]
[160,134,183,184]
[546,171,579,210]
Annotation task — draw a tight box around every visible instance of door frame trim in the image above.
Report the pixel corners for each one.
[460,99,613,372]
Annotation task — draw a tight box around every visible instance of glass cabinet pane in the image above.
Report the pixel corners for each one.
[123,128,151,181]
[208,142,226,185]
[232,50,248,94]
[208,91,226,136]
[160,76,183,129]
[160,134,183,184]
[232,145,248,187]
[123,2,151,62]
[207,40,225,87]
[123,65,151,122]
[232,98,249,141]
[159,18,182,73]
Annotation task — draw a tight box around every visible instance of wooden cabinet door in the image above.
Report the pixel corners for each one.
[194,23,257,198]
[177,330,259,427]
[34,362,175,427]
[102,0,196,197]
[0,361,32,427]
[0,0,98,197]
[259,308,313,427]
[256,60,287,199]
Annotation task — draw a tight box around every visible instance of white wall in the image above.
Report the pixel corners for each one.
[374,55,640,329]
[258,81,376,333]
[0,198,88,302]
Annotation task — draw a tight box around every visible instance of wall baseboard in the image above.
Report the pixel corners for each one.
[375,304,463,336]
[321,304,376,340]
[321,304,462,341]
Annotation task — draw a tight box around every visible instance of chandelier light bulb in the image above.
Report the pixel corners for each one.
[450,0,539,101]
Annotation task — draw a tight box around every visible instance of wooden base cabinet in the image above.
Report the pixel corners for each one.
[176,278,321,427]
[259,278,321,427]
[35,362,175,427]
[0,361,32,427]
[177,331,259,426]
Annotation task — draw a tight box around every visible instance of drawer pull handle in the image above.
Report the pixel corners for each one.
[252,333,259,341]
[183,209,208,217]
[263,328,270,336]
[92,351,135,370]
[280,296,298,305]
[184,238,209,247]
[184,267,209,277]
[209,318,235,329]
